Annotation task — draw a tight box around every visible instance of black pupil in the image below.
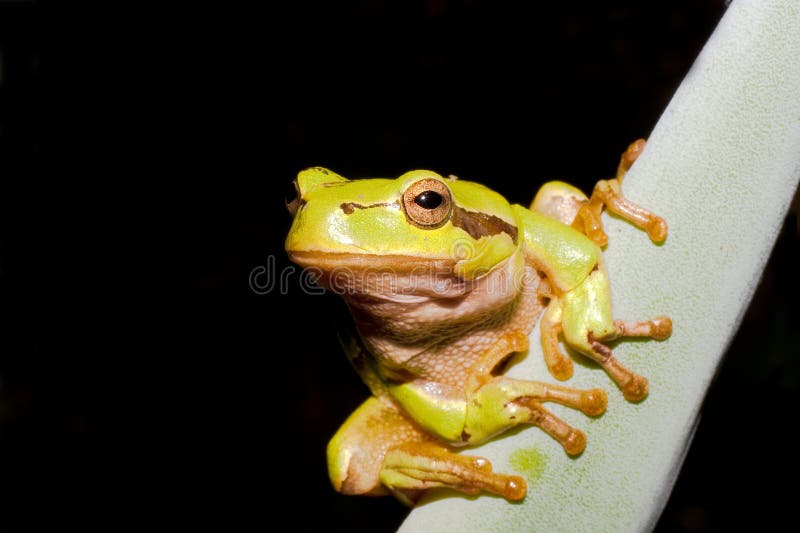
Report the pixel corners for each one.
[414,190,443,209]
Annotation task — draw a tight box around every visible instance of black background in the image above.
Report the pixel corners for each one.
[2,1,799,531]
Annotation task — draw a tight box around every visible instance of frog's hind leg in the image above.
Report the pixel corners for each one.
[531,139,667,246]
[381,441,526,503]
[573,139,667,246]
[327,397,526,503]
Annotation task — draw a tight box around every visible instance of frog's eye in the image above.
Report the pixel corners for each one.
[285,179,302,217]
[402,178,453,229]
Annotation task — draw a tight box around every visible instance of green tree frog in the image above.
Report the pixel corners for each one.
[284,140,672,503]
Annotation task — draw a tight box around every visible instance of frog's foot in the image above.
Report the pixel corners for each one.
[514,398,588,456]
[468,377,607,456]
[554,264,672,402]
[584,316,672,401]
[540,303,669,387]
[328,396,527,502]
[548,318,651,402]
[381,441,527,501]
[587,342,650,402]
[583,316,670,402]
[573,139,668,246]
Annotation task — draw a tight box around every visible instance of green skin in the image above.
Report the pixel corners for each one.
[285,166,666,500]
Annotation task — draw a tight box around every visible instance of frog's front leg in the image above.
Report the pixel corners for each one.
[327,397,527,503]
[328,332,609,502]
[532,139,668,246]
[464,375,607,456]
[542,262,672,401]
[462,331,607,455]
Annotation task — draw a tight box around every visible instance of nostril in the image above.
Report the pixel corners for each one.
[285,180,301,216]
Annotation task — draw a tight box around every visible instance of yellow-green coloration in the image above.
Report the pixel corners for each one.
[285,154,672,503]
[561,265,615,352]
[286,167,519,280]
[512,205,600,292]
[509,447,549,482]
[387,382,466,443]
[453,233,517,280]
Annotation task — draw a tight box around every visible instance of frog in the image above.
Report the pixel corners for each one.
[284,139,672,503]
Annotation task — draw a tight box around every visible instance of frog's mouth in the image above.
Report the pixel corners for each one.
[287,251,456,273]
[287,251,470,299]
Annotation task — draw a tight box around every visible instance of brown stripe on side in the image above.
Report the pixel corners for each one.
[451,206,518,242]
[340,201,400,214]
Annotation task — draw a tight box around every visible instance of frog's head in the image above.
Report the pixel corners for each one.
[285,167,519,285]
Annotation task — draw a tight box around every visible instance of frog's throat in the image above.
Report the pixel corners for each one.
[288,249,526,310]
[341,249,530,367]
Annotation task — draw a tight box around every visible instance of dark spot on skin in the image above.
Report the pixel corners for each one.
[340,201,399,215]
[587,332,612,358]
[591,263,600,273]
[376,365,416,383]
[313,167,330,174]
[528,407,545,424]
[461,430,471,442]
[451,206,518,243]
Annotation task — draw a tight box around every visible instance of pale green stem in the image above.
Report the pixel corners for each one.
[400,1,800,531]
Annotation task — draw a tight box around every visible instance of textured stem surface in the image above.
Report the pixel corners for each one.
[400,1,800,531]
